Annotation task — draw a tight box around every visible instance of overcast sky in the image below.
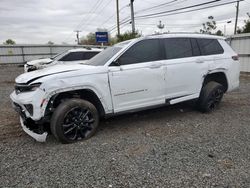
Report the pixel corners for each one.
[0,0,249,44]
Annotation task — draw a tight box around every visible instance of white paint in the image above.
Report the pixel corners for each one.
[20,117,47,142]
[10,33,240,142]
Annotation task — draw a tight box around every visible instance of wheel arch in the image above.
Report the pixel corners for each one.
[45,88,106,118]
[202,71,228,92]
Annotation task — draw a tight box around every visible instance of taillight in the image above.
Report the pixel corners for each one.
[232,55,239,61]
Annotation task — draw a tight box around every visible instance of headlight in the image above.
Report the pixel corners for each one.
[15,83,42,94]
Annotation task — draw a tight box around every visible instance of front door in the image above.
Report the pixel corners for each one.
[108,39,166,113]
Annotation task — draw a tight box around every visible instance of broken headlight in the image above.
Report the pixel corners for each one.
[15,83,42,94]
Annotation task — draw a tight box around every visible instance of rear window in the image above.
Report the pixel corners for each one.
[197,39,224,55]
[84,52,99,60]
[60,52,84,61]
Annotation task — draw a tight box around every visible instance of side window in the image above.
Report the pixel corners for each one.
[84,52,99,60]
[164,38,193,59]
[197,39,224,55]
[60,52,84,61]
[191,38,201,56]
[118,39,164,65]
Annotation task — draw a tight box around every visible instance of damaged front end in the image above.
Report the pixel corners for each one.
[20,117,48,142]
[12,101,48,142]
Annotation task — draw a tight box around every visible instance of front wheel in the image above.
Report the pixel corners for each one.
[197,81,225,113]
[50,99,99,144]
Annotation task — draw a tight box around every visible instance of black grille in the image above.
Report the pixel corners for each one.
[13,102,26,119]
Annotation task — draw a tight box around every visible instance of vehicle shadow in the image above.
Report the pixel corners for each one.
[98,100,198,132]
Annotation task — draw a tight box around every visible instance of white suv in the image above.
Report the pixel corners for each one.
[24,48,103,72]
[10,33,240,143]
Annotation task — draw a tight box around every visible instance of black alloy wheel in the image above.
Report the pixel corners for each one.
[51,99,99,144]
[62,107,95,141]
[197,81,225,113]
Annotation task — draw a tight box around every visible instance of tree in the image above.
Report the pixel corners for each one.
[116,31,141,43]
[3,39,16,45]
[47,41,54,45]
[200,16,217,34]
[237,19,250,34]
[215,30,223,36]
[80,32,96,45]
[200,16,225,36]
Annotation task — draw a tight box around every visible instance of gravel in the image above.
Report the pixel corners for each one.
[0,65,250,187]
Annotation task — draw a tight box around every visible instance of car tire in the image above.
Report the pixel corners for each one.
[50,98,99,144]
[197,81,225,113]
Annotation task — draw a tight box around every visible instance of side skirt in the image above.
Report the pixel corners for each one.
[104,93,200,118]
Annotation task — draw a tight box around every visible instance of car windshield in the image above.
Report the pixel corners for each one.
[85,46,122,66]
[52,50,68,60]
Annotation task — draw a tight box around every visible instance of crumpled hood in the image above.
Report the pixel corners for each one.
[16,64,95,84]
[27,58,53,66]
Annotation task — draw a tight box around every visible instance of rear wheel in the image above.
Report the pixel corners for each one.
[51,99,99,144]
[197,81,225,113]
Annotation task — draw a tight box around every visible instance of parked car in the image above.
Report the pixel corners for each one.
[10,33,240,143]
[24,48,103,72]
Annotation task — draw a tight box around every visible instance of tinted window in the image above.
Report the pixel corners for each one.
[191,38,201,56]
[118,39,164,65]
[197,39,224,55]
[84,52,99,60]
[164,38,192,59]
[60,52,84,61]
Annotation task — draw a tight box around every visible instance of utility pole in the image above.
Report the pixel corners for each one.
[234,1,240,35]
[116,0,120,36]
[74,30,81,45]
[130,0,135,34]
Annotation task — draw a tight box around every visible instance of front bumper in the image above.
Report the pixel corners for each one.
[20,117,48,142]
[10,90,49,142]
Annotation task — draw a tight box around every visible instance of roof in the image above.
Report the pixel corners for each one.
[144,33,225,40]
[68,48,103,52]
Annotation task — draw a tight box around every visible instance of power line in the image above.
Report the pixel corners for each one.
[64,0,103,42]
[76,0,103,30]
[108,18,131,32]
[108,0,221,34]
[135,0,244,20]
[98,4,129,28]
[136,0,222,19]
[109,0,244,35]
[107,0,188,34]
[78,0,108,31]
[135,0,178,14]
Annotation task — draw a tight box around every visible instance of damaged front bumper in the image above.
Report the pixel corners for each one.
[11,96,48,142]
[20,117,48,142]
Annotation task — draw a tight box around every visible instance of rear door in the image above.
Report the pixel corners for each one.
[162,38,208,99]
[196,38,225,71]
[108,39,166,113]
